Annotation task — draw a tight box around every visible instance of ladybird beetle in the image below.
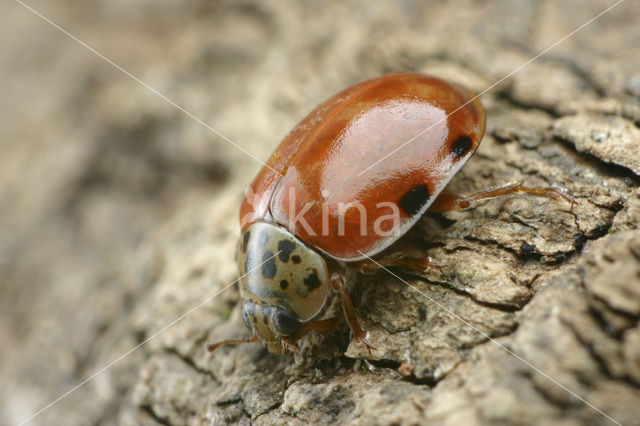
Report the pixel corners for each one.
[208,72,573,355]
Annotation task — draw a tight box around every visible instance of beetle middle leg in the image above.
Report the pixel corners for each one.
[427,182,575,212]
[354,252,444,275]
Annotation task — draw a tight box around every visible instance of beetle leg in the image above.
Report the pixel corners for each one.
[399,257,444,274]
[281,336,300,355]
[207,335,258,352]
[353,253,444,275]
[353,252,406,274]
[340,289,375,355]
[293,317,339,340]
[428,182,575,212]
[331,275,375,354]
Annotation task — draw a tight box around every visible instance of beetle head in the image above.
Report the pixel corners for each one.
[233,222,330,354]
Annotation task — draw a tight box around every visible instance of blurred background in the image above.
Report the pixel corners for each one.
[1,1,639,425]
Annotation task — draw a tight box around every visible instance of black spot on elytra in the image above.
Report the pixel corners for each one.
[399,184,430,215]
[261,250,277,278]
[278,239,297,262]
[258,230,270,247]
[292,255,301,264]
[242,231,251,253]
[452,135,472,158]
[303,270,321,291]
[280,279,289,290]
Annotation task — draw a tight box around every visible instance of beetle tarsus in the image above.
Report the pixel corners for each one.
[404,257,445,275]
[281,336,300,355]
[428,183,575,212]
[354,330,375,355]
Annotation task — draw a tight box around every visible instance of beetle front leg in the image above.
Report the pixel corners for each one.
[428,182,575,212]
[330,274,374,354]
[207,335,259,352]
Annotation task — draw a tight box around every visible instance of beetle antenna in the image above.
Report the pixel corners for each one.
[207,335,259,352]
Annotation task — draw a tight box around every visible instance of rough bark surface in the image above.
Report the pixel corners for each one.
[1,1,639,425]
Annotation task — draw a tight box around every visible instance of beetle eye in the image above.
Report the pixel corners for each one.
[273,309,300,336]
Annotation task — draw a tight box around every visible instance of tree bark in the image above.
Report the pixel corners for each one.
[1,1,639,425]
